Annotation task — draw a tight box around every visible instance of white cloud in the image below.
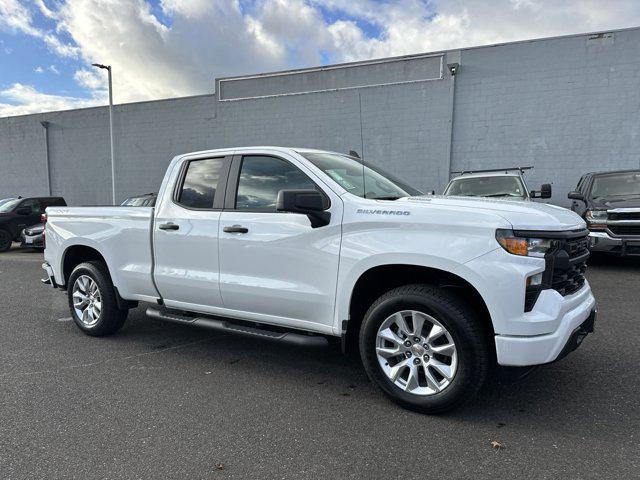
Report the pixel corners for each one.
[0,0,79,57]
[32,64,60,75]
[34,0,58,19]
[73,68,105,90]
[2,0,640,116]
[0,83,105,116]
[0,0,41,36]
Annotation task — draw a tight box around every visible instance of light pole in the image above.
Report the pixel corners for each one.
[92,63,116,204]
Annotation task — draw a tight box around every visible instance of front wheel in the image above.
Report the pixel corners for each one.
[359,284,489,413]
[67,261,128,336]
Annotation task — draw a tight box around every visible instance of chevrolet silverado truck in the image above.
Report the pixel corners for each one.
[42,147,597,413]
[569,170,640,256]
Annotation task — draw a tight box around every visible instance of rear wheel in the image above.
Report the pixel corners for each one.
[0,229,11,252]
[359,284,489,413]
[67,261,128,336]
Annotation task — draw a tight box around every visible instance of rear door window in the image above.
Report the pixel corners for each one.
[177,158,225,209]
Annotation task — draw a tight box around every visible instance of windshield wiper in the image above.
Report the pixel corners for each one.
[483,193,519,198]
[369,196,403,200]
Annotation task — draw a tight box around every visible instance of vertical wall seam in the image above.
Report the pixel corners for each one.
[40,121,52,196]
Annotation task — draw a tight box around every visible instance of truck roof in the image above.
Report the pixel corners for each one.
[585,169,640,177]
[177,146,340,156]
[449,171,522,180]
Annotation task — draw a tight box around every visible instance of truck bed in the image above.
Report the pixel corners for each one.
[44,206,158,302]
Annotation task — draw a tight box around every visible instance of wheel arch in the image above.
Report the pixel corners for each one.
[60,243,137,310]
[61,244,109,288]
[342,262,495,354]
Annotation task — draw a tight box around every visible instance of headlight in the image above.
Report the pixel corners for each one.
[585,210,607,229]
[495,229,553,257]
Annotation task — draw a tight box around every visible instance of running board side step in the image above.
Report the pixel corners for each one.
[146,308,329,348]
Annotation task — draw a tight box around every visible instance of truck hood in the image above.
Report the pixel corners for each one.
[591,196,640,210]
[401,195,585,231]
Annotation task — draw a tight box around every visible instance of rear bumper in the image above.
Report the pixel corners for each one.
[495,283,597,366]
[589,230,640,256]
[41,262,57,287]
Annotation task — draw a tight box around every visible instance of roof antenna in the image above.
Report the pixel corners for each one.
[349,150,360,158]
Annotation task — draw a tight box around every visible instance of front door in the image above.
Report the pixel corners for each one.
[218,153,342,331]
[153,155,230,310]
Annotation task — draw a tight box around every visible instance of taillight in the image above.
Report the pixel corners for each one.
[41,213,47,223]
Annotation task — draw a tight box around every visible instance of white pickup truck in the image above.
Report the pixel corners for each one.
[42,147,597,413]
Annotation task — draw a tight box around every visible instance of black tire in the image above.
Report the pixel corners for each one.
[0,229,11,252]
[359,284,489,414]
[67,261,128,336]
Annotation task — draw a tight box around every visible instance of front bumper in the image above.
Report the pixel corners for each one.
[495,283,597,366]
[21,230,44,248]
[589,230,640,256]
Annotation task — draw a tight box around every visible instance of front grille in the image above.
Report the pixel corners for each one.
[608,225,640,236]
[549,234,589,296]
[608,211,640,221]
[523,230,589,311]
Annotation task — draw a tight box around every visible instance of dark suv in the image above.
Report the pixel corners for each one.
[0,196,66,252]
[568,170,640,256]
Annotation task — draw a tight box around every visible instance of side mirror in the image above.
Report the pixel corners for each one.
[16,206,31,215]
[539,183,552,199]
[531,184,552,199]
[567,191,584,201]
[276,189,330,228]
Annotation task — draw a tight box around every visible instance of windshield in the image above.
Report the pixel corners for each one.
[591,172,640,198]
[300,151,421,199]
[0,198,20,212]
[445,176,526,198]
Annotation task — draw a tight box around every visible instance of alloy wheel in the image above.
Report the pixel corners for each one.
[375,310,458,395]
[72,275,102,326]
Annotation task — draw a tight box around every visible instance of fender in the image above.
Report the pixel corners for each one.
[333,252,498,335]
[57,238,106,287]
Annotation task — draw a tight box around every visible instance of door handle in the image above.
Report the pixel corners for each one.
[223,225,249,234]
[159,222,179,231]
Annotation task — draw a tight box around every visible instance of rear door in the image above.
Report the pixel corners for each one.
[153,155,231,310]
[218,151,342,331]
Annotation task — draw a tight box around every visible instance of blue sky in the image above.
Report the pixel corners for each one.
[1,0,639,116]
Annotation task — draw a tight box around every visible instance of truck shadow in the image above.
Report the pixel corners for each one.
[120,309,623,435]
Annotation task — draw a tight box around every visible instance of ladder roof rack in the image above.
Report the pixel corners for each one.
[450,166,533,176]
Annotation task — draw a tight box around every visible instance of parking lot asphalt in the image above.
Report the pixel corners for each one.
[1,246,639,479]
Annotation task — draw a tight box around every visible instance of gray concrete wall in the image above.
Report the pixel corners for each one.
[452,28,640,204]
[1,27,639,206]
[218,54,443,100]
